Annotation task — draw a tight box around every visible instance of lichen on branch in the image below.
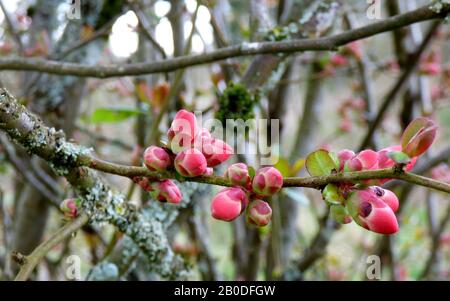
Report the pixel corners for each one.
[0,88,186,279]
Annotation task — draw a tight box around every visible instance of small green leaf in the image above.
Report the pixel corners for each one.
[274,158,290,177]
[322,184,344,205]
[305,149,338,176]
[89,107,143,124]
[290,158,305,175]
[401,117,431,151]
[330,204,352,224]
[387,151,411,164]
[328,152,340,169]
[248,166,256,178]
[149,190,159,200]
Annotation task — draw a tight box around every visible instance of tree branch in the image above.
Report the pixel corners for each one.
[1,88,448,196]
[0,4,447,78]
[0,88,186,280]
[14,213,89,281]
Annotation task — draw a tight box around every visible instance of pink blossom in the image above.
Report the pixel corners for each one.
[430,164,450,184]
[60,198,79,219]
[151,180,182,204]
[370,186,399,213]
[330,54,348,67]
[211,187,249,221]
[174,148,207,177]
[133,176,153,192]
[225,163,251,187]
[246,199,272,227]
[167,109,198,153]
[143,146,172,172]
[337,149,355,171]
[199,137,233,167]
[252,167,283,197]
[347,189,399,235]
[344,149,378,172]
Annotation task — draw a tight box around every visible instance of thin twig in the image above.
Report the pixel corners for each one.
[419,205,450,279]
[131,3,167,59]
[0,135,61,206]
[0,5,447,78]
[146,2,200,145]
[0,0,24,53]
[14,213,89,281]
[359,20,441,150]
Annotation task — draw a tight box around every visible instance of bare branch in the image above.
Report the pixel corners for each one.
[14,214,89,281]
[0,5,447,78]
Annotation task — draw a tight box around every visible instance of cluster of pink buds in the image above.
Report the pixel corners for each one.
[315,117,438,235]
[419,50,442,76]
[211,164,283,227]
[321,41,364,77]
[337,98,366,133]
[135,109,233,205]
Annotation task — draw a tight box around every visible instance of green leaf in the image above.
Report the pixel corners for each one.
[387,151,411,164]
[305,149,338,176]
[89,107,143,124]
[328,152,340,169]
[248,166,256,178]
[274,158,290,177]
[322,184,344,205]
[330,204,351,224]
[401,117,430,151]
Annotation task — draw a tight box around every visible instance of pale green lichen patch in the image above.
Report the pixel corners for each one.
[430,0,450,13]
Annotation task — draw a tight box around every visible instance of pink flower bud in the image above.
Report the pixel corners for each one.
[347,189,399,235]
[167,109,197,153]
[151,180,182,204]
[211,187,249,222]
[246,199,272,227]
[143,146,172,172]
[401,117,438,158]
[372,145,418,185]
[420,63,441,76]
[337,149,355,171]
[195,128,212,142]
[60,198,79,219]
[174,148,207,177]
[199,138,233,167]
[330,54,348,67]
[344,150,378,172]
[132,176,153,192]
[377,145,417,171]
[430,163,450,184]
[225,163,251,187]
[252,167,283,197]
[370,186,399,213]
[344,41,363,61]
